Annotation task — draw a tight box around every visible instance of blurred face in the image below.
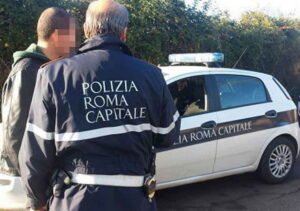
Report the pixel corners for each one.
[177,80,188,91]
[52,19,76,57]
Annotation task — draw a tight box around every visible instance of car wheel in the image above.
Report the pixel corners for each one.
[257,137,296,183]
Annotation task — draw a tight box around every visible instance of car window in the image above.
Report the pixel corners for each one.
[273,77,291,100]
[168,76,208,117]
[215,75,268,109]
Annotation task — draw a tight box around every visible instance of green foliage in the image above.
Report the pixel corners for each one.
[0,0,300,104]
[119,0,209,63]
[209,11,300,98]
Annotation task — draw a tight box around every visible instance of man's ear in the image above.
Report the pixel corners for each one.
[49,30,58,45]
[120,27,127,42]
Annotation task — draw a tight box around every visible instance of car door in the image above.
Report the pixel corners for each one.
[156,74,218,183]
[213,74,276,172]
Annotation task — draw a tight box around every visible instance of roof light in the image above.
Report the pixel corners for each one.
[168,53,224,64]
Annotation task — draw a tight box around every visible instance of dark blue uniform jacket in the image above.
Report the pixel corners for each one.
[19,34,180,211]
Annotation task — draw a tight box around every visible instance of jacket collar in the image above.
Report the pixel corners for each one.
[77,33,132,56]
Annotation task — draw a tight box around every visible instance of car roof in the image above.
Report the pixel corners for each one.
[160,65,272,81]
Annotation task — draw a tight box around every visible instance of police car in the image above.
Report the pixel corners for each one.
[155,53,300,190]
[0,53,299,209]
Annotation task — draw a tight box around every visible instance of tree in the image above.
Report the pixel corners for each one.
[118,0,210,63]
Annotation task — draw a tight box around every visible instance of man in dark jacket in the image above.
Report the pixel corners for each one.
[19,0,180,211]
[0,7,76,176]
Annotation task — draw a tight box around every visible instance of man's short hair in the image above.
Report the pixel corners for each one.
[84,0,129,39]
[37,7,72,41]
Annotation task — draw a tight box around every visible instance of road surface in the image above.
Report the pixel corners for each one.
[156,158,300,211]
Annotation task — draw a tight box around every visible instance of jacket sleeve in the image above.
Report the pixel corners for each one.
[0,63,39,176]
[18,69,57,210]
[153,77,181,148]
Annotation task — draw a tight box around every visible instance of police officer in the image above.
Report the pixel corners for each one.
[19,0,180,210]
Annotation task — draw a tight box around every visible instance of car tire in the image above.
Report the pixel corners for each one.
[257,136,296,184]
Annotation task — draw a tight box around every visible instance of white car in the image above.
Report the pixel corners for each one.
[156,53,300,189]
[1,53,299,209]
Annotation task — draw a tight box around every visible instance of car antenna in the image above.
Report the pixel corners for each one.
[232,47,248,69]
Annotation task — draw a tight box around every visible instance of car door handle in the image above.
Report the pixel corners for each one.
[265,110,277,118]
[201,121,217,129]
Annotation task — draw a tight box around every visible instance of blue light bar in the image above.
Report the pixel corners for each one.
[169,53,224,64]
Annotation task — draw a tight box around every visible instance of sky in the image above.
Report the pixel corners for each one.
[185,0,300,19]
